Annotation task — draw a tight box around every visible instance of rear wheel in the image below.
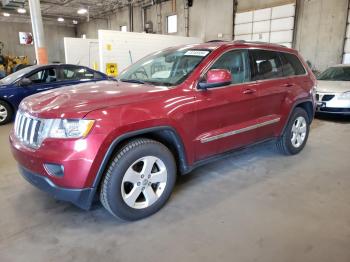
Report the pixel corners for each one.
[0,101,13,125]
[100,138,176,221]
[276,107,310,155]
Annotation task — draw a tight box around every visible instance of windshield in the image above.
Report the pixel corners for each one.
[0,66,37,85]
[119,48,211,86]
[317,66,350,81]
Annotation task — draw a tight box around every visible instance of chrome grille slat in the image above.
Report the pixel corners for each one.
[23,118,29,143]
[17,114,23,137]
[14,111,42,148]
[19,114,25,139]
[26,119,33,142]
[30,120,38,144]
[15,114,20,136]
[14,113,19,135]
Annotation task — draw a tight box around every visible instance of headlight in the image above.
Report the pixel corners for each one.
[339,91,350,100]
[38,119,95,143]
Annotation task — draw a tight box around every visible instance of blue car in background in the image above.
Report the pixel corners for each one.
[0,64,110,125]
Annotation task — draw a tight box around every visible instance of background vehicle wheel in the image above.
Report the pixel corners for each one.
[276,107,310,155]
[0,101,13,125]
[100,138,177,221]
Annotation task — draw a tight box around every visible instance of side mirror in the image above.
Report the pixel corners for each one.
[198,69,232,90]
[19,78,32,87]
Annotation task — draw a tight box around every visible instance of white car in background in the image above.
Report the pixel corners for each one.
[316,65,350,115]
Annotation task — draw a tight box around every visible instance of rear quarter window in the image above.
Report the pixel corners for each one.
[280,52,306,76]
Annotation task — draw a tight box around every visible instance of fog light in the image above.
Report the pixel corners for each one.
[44,163,64,177]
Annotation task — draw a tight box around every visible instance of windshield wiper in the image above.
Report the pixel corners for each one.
[120,79,145,84]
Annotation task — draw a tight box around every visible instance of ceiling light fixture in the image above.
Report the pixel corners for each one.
[3,12,10,17]
[77,8,87,15]
[57,17,64,22]
[17,8,26,14]
[72,20,78,25]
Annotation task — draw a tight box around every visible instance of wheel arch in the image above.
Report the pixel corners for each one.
[281,99,315,135]
[92,126,189,190]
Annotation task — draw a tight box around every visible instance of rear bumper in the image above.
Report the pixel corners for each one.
[19,165,95,210]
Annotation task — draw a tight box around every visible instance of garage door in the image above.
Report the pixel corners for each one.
[343,6,350,64]
[234,2,296,48]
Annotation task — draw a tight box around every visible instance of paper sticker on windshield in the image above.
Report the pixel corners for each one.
[184,50,209,57]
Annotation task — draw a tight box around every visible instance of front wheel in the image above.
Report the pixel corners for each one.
[276,107,310,155]
[100,138,176,221]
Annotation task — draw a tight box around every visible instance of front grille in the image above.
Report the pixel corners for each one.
[322,95,335,101]
[14,112,42,148]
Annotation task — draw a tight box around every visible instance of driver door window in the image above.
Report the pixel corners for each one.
[210,50,251,85]
[28,68,57,84]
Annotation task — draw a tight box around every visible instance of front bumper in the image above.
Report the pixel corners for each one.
[19,165,94,209]
[316,92,350,115]
[9,129,107,209]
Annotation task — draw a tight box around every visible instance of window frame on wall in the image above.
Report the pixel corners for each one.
[167,14,178,34]
[120,25,128,32]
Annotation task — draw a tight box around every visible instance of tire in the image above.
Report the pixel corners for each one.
[0,100,13,125]
[276,107,310,155]
[100,138,177,221]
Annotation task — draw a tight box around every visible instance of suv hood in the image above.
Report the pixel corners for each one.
[317,80,350,93]
[20,80,171,119]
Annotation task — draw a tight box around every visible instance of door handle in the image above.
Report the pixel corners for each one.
[243,88,256,94]
[283,83,294,87]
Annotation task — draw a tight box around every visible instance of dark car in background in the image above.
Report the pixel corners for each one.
[0,64,110,125]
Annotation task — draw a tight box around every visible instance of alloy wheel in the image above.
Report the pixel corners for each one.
[121,156,167,209]
[291,116,307,148]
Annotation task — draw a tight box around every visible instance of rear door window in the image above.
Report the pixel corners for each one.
[210,50,251,84]
[280,52,306,76]
[250,50,283,80]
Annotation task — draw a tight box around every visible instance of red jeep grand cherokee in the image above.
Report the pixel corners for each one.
[10,41,316,220]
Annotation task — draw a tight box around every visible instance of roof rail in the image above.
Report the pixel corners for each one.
[233,40,287,47]
[206,40,229,43]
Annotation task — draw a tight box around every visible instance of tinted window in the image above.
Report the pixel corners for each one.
[280,52,306,76]
[119,49,210,86]
[93,71,105,79]
[62,67,95,81]
[251,50,283,80]
[210,50,251,84]
[317,66,350,81]
[28,68,57,83]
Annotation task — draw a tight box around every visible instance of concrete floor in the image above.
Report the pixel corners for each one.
[0,117,349,262]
